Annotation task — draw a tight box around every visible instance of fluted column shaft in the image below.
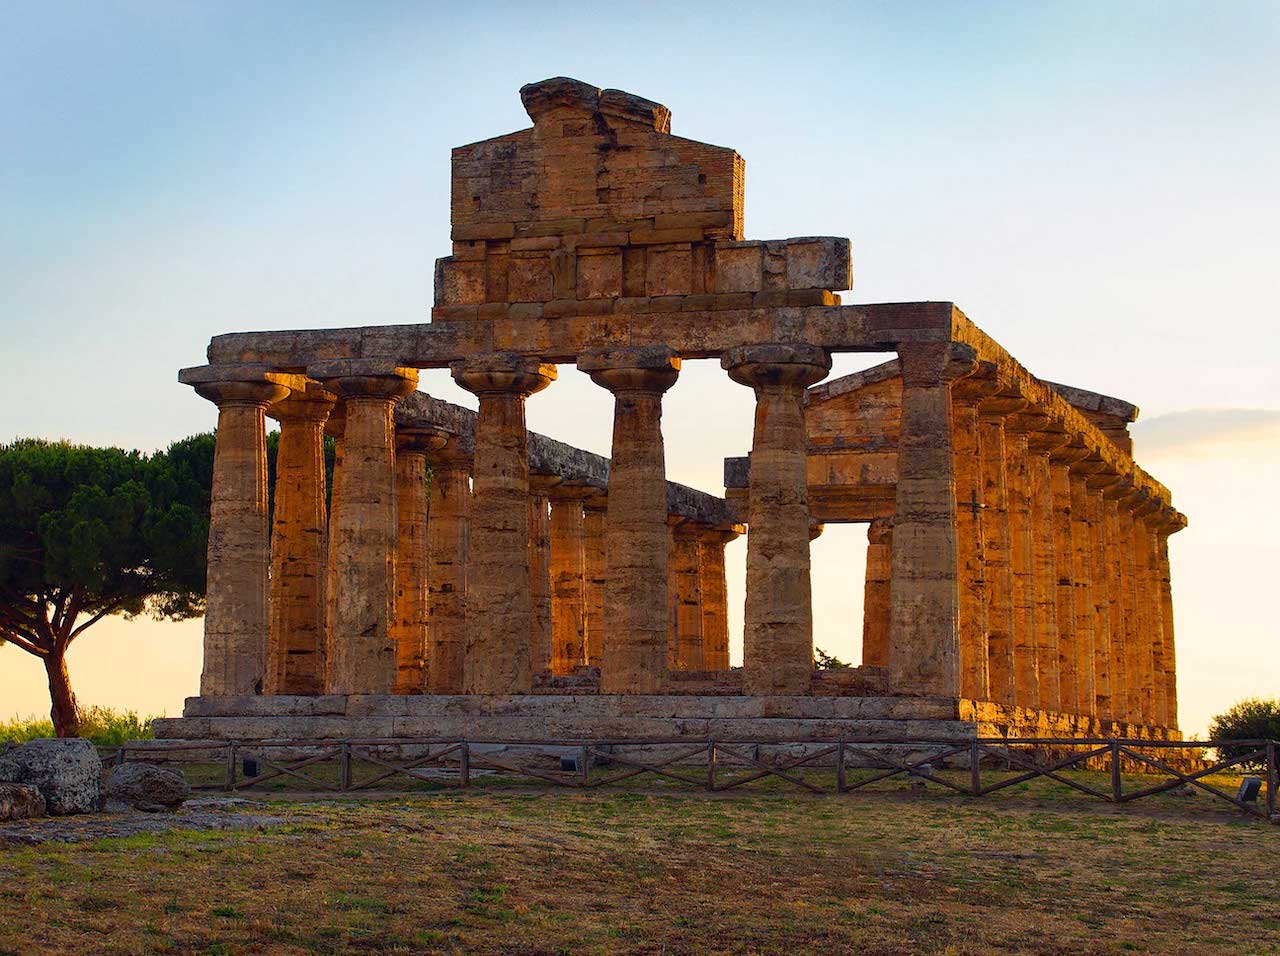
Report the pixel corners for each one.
[426,448,470,694]
[580,347,679,694]
[670,522,705,670]
[528,492,553,677]
[1004,423,1038,709]
[861,518,893,669]
[1083,487,1114,721]
[724,344,831,696]
[698,527,737,671]
[391,429,446,694]
[886,342,975,697]
[977,403,1020,704]
[320,366,418,694]
[1048,458,1079,712]
[549,492,588,674]
[1156,523,1180,728]
[1027,431,1065,713]
[1101,494,1132,722]
[452,355,556,695]
[950,391,989,701]
[194,377,288,696]
[582,502,608,668]
[267,386,335,696]
[1067,467,1101,719]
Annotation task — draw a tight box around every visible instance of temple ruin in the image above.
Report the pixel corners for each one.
[156,77,1186,745]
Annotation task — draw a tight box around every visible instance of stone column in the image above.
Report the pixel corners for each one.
[949,378,996,702]
[391,427,447,694]
[861,518,893,669]
[315,361,418,695]
[670,521,706,670]
[1129,494,1161,725]
[267,384,336,696]
[1003,414,1039,710]
[1027,428,1068,713]
[579,347,680,694]
[1139,502,1168,727]
[549,488,590,675]
[1068,459,1108,721]
[426,441,470,694]
[186,368,289,696]
[723,343,831,696]
[1047,444,1088,714]
[1083,485,1114,723]
[976,395,1025,705]
[452,354,556,695]
[1115,490,1146,724]
[885,342,976,697]
[698,526,739,671]
[323,406,345,691]
[582,496,608,669]
[1156,513,1184,729]
[527,486,554,678]
[1099,488,1132,723]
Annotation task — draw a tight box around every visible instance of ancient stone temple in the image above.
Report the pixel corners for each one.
[156,77,1186,744]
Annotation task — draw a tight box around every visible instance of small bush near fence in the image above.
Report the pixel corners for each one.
[0,706,157,746]
[1209,697,1280,769]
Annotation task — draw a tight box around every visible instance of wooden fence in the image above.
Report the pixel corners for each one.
[98,736,1279,822]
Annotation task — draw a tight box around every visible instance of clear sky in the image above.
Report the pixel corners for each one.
[2,1,1277,737]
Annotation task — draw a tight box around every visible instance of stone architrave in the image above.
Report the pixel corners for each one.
[698,526,739,671]
[528,488,554,677]
[426,442,471,694]
[315,361,418,694]
[724,342,831,696]
[949,377,995,702]
[1003,414,1039,710]
[669,521,706,670]
[861,518,893,669]
[391,427,448,694]
[1026,429,1067,713]
[582,497,608,668]
[452,353,557,695]
[579,346,680,695]
[976,394,1026,705]
[186,367,290,697]
[549,488,590,674]
[267,383,336,696]
[884,342,976,698]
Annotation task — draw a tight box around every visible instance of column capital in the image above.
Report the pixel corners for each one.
[269,382,338,425]
[1027,429,1071,455]
[452,352,556,397]
[181,363,299,408]
[579,345,680,394]
[699,523,744,546]
[978,393,1029,419]
[951,362,1004,404]
[895,341,978,386]
[721,343,831,389]
[1049,438,1092,466]
[867,515,894,544]
[546,481,599,502]
[311,359,419,401]
[808,519,825,542]
[395,426,449,456]
[1006,409,1052,435]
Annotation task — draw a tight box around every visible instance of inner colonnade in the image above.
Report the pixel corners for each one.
[166,77,1186,743]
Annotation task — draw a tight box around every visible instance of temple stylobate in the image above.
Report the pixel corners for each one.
[157,77,1185,745]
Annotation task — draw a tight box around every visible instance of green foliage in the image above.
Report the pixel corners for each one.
[1209,698,1280,769]
[0,706,156,745]
[814,647,852,670]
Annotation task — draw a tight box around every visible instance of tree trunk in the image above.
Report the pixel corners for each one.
[44,650,80,738]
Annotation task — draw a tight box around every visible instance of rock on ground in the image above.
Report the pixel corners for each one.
[0,738,103,815]
[0,783,47,821]
[104,763,190,812]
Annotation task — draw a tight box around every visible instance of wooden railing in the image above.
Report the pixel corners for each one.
[99,736,1279,822]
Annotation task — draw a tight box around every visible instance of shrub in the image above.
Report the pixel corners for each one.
[1208,698,1280,769]
[814,647,852,670]
[0,706,156,746]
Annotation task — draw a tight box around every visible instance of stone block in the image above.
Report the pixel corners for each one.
[645,244,692,296]
[714,242,764,293]
[0,783,46,821]
[784,237,852,291]
[441,258,486,305]
[345,695,410,718]
[508,254,554,302]
[0,739,103,815]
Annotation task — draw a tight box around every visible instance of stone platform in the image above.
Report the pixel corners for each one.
[153,694,1178,744]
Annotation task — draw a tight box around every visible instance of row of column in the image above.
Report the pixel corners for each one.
[195,343,814,698]
[878,344,1180,729]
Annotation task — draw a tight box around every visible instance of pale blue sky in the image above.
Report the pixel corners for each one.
[2,1,1277,734]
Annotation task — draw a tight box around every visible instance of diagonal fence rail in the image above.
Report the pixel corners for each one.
[96,736,1280,823]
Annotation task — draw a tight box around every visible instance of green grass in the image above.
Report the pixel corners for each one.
[0,706,157,746]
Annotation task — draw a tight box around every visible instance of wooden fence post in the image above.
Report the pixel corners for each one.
[836,740,847,793]
[579,744,590,786]
[969,739,982,795]
[339,742,352,791]
[1267,739,1277,821]
[460,741,470,788]
[706,741,716,791]
[1110,740,1122,803]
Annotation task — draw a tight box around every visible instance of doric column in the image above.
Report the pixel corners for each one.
[582,496,608,668]
[267,383,336,696]
[885,342,976,697]
[391,427,447,694]
[1155,512,1184,728]
[549,487,590,675]
[185,367,290,696]
[861,518,893,669]
[1026,427,1068,713]
[950,374,998,702]
[315,361,418,694]
[323,405,345,691]
[425,441,470,694]
[1115,488,1147,723]
[976,394,1025,705]
[698,525,739,671]
[1069,457,1107,720]
[723,343,831,696]
[1098,482,1135,722]
[527,486,553,677]
[1130,493,1162,724]
[579,346,679,694]
[1047,443,1088,714]
[1081,475,1115,722]
[1003,413,1039,710]
[452,353,556,695]
[669,520,706,670]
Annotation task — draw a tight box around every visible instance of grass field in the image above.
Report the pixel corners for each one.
[3,775,1277,955]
